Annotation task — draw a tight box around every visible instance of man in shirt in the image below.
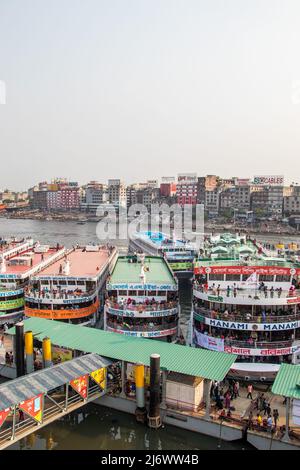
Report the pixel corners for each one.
[247,383,253,399]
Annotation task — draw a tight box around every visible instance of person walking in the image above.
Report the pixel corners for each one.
[247,383,253,400]
[267,415,273,433]
[273,409,279,428]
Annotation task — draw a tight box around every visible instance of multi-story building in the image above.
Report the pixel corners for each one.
[108,179,127,208]
[80,182,108,213]
[176,173,198,206]
[160,177,177,198]
[47,186,80,211]
[283,186,300,216]
[32,190,48,211]
[205,188,220,216]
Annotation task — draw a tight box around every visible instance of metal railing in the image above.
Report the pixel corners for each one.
[194,284,300,301]
[223,338,293,349]
[106,320,178,332]
[193,305,300,324]
[106,302,178,317]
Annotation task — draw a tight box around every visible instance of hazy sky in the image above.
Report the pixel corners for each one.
[1,0,300,190]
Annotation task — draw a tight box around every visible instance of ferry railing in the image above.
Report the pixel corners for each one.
[223,338,294,349]
[193,284,300,301]
[193,305,300,324]
[25,289,96,301]
[106,302,178,316]
[106,320,178,332]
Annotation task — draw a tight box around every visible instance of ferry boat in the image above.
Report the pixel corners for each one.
[0,238,65,326]
[191,233,300,376]
[104,253,179,341]
[25,244,118,327]
[129,231,197,277]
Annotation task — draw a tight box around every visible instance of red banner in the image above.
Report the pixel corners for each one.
[0,408,10,427]
[19,394,43,423]
[70,375,88,399]
[194,265,298,276]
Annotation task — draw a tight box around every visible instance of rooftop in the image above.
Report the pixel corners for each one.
[272,364,300,399]
[0,247,61,278]
[0,353,111,409]
[108,255,177,287]
[8,318,237,381]
[34,247,113,280]
[135,231,195,251]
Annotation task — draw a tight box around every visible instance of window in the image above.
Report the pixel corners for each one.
[259,275,274,282]
[225,274,241,281]
[209,274,224,281]
[276,275,291,282]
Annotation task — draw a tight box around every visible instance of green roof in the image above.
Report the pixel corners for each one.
[109,256,176,287]
[9,318,236,381]
[272,364,300,399]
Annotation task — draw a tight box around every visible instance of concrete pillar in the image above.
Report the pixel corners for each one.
[135,363,147,423]
[161,370,167,409]
[42,337,52,368]
[204,378,212,420]
[120,360,126,397]
[25,330,34,374]
[283,397,291,442]
[15,322,25,377]
[148,353,161,429]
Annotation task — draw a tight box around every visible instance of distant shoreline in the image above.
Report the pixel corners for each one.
[0,213,298,238]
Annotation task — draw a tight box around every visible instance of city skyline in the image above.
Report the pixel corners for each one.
[1,0,300,190]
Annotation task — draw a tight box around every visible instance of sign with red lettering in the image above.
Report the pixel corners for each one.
[19,394,43,423]
[194,265,299,276]
[0,408,10,427]
[70,375,88,399]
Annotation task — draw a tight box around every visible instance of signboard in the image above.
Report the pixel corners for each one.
[194,330,224,352]
[0,288,23,298]
[224,345,300,356]
[90,368,106,390]
[253,175,284,186]
[52,346,73,363]
[19,394,43,423]
[196,315,300,331]
[0,298,24,311]
[25,300,99,320]
[107,283,177,292]
[178,173,197,183]
[70,375,88,399]
[0,408,10,427]
[194,265,298,276]
[168,262,193,271]
[106,327,177,338]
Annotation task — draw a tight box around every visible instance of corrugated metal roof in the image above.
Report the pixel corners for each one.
[0,353,111,409]
[8,318,236,381]
[272,364,300,399]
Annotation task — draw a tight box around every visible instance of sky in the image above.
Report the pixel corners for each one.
[1,0,300,191]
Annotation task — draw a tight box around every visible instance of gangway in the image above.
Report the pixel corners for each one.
[0,353,111,450]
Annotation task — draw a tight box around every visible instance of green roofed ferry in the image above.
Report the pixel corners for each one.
[104,254,179,342]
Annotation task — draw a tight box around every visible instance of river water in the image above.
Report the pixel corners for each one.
[2,217,297,450]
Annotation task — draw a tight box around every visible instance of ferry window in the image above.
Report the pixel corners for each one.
[225,274,240,281]
[157,291,166,296]
[52,280,58,285]
[209,274,224,281]
[77,281,85,285]
[128,290,136,296]
[118,290,127,296]
[41,281,49,285]
[276,275,291,282]
[259,275,274,282]
[59,281,67,286]
[138,290,145,296]
[147,290,156,296]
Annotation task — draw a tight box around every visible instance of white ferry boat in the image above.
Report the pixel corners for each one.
[0,238,65,326]
[25,244,118,327]
[104,253,179,341]
[191,233,300,377]
[129,231,197,277]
